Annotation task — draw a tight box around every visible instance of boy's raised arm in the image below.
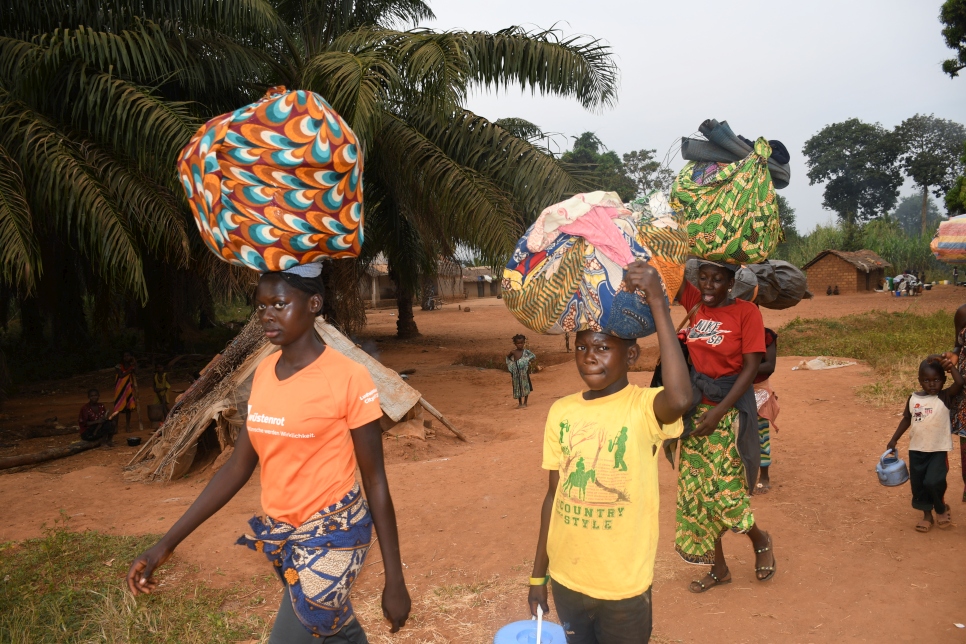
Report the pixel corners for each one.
[623,261,691,423]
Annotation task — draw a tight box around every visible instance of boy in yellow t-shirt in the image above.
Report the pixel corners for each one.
[527,261,693,643]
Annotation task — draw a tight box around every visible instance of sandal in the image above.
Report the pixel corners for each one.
[688,569,731,594]
[755,482,770,495]
[936,510,952,528]
[754,532,777,582]
[915,518,933,533]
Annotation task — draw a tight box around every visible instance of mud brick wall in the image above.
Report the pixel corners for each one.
[804,255,860,294]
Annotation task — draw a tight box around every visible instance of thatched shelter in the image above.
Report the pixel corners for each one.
[126,317,465,482]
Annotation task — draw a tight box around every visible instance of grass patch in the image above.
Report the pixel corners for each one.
[778,309,953,406]
[0,519,268,643]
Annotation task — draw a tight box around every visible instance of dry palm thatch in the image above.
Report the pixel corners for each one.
[126,315,465,482]
[125,316,268,481]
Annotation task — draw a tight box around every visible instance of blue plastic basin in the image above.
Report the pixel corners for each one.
[493,620,566,644]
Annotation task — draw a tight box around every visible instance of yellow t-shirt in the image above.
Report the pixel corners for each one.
[541,385,683,600]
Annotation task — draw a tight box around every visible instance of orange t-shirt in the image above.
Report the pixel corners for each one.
[246,348,383,526]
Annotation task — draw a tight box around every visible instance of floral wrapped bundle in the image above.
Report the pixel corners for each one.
[502,191,688,339]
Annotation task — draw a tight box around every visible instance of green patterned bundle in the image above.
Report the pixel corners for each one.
[670,138,784,265]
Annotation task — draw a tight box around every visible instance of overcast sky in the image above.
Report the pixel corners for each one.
[419,0,965,232]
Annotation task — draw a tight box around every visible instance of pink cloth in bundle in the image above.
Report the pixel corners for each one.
[557,206,635,266]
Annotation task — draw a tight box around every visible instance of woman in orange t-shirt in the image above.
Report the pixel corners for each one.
[126,264,410,642]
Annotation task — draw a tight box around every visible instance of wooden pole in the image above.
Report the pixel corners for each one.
[0,440,100,471]
[418,397,468,442]
[132,376,145,431]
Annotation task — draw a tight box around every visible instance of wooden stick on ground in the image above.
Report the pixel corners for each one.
[0,440,100,471]
[417,397,468,442]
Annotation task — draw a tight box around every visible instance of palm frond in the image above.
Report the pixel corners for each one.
[373,113,520,263]
[462,26,619,111]
[493,117,543,141]
[60,69,199,170]
[412,109,587,223]
[82,145,190,266]
[301,48,398,146]
[0,99,148,300]
[1,0,284,41]
[0,144,40,292]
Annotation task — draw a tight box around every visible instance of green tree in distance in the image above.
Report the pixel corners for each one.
[941,0,966,78]
[890,194,944,236]
[561,133,636,201]
[947,140,966,215]
[895,114,966,234]
[776,194,799,242]
[622,149,675,196]
[802,119,903,225]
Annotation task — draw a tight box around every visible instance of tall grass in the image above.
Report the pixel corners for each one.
[778,310,954,405]
[0,521,268,643]
[774,219,950,281]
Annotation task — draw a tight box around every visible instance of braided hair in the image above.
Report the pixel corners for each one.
[512,333,527,343]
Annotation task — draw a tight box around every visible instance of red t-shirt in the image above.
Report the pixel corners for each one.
[679,282,766,378]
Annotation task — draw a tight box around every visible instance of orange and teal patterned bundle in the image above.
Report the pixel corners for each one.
[177,86,363,272]
[670,138,783,265]
[931,214,966,264]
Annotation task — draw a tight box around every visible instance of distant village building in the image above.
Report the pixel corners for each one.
[462,266,501,299]
[801,250,890,294]
[359,257,490,308]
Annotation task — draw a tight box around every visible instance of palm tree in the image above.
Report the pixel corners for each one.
[0,0,617,352]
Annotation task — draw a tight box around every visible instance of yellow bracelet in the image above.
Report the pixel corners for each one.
[529,575,550,586]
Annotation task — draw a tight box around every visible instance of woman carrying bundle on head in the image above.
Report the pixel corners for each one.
[112,351,139,433]
[507,334,537,408]
[674,260,777,593]
[126,264,411,642]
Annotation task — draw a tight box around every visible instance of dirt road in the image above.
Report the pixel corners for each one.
[2,287,966,642]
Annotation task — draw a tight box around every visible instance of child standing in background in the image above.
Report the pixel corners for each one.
[153,363,171,417]
[753,328,781,492]
[887,357,963,532]
[507,334,536,408]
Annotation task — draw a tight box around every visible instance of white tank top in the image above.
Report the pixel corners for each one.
[908,393,953,452]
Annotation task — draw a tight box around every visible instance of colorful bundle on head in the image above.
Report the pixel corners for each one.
[931,214,966,265]
[670,138,783,265]
[177,86,363,272]
[502,191,688,339]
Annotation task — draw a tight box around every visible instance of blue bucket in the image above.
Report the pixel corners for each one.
[494,620,566,644]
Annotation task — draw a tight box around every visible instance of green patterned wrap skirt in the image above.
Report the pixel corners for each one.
[674,404,755,564]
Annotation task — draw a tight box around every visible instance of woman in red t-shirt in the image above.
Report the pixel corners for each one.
[675,261,776,593]
[126,265,411,642]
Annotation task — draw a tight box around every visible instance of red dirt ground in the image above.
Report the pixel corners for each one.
[3,286,966,642]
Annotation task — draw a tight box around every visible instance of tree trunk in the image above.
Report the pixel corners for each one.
[920,185,929,236]
[0,440,99,471]
[395,283,420,338]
